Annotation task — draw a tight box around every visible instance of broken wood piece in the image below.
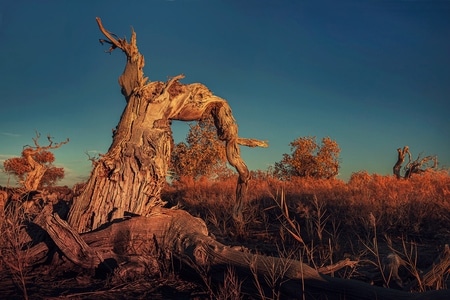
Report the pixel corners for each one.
[36,211,102,269]
[318,258,359,275]
[237,137,269,148]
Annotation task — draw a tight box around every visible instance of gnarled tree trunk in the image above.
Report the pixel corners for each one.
[67,18,267,233]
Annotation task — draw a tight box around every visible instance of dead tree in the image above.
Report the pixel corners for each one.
[393,146,438,179]
[67,18,267,233]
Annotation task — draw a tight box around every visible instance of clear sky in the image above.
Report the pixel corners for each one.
[1,0,449,187]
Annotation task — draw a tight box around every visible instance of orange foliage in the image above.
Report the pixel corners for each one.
[164,170,450,237]
[3,148,64,188]
[170,115,230,180]
[274,136,340,179]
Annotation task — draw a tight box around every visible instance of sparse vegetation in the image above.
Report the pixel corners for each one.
[1,170,448,298]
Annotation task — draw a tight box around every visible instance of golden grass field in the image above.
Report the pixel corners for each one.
[1,170,449,298]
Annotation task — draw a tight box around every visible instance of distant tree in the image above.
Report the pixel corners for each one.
[274,136,340,179]
[348,170,372,187]
[393,146,438,179]
[170,115,232,181]
[3,133,69,190]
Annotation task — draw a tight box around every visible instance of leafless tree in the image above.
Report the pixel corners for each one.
[393,146,438,179]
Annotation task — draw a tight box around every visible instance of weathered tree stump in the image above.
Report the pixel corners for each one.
[67,18,267,233]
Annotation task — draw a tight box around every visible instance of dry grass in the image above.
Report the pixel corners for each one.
[165,170,449,239]
[164,170,450,292]
[0,200,32,300]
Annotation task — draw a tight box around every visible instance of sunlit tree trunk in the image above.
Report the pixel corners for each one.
[67,18,267,233]
[22,151,46,191]
[67,85,173,232]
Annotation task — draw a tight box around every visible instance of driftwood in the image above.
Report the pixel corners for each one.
[32,207,450,300]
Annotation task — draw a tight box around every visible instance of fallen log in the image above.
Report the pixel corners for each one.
[33,207,450,300]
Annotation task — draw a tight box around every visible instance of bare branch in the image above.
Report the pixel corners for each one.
[46,135,53,147]
[418,155,438,168]
[32,131,41,148]
[85,151,100,167]
[237,137,268,148]
[318,258,359,275]
[27,132,69,153]
[95,17,124,53]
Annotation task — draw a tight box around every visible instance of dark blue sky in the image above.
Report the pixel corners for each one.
[1,0,449,186]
